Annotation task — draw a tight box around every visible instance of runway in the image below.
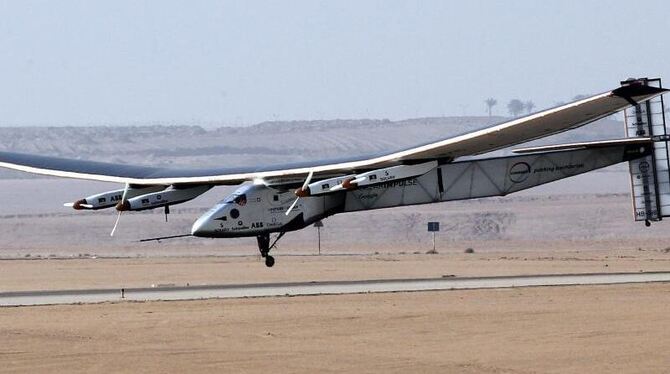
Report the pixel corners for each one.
[2,271,670,307]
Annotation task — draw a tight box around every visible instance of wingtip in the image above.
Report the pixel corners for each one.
[612,80,669,99]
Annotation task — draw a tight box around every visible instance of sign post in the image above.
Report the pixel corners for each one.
[427,221,440,253]
[314,220,324,255]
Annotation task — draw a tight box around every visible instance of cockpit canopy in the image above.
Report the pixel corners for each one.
[224,193,247,206]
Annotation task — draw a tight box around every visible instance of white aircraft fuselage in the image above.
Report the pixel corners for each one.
[191,142,646,238]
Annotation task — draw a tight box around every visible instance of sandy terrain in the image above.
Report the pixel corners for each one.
[2,246,670,373]
[2,249,670,292]
[1,283,668,373]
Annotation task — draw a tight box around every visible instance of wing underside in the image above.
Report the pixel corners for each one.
[0,82,665,185]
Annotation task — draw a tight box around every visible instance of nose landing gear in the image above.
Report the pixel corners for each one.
[256,232,285,267]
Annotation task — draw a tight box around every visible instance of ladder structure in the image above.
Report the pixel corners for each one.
[623,78,670,224]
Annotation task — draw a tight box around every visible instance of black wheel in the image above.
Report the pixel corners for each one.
[265,255,275,267]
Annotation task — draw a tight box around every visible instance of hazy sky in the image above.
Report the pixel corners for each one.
[0,0,668,126]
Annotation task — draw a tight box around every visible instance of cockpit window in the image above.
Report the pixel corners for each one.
[224,193,247,206]
[234,194,247,206]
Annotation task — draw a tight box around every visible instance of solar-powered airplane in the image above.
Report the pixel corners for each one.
[0,78,668,267]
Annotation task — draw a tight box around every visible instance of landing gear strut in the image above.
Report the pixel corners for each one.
[256,232,285,267]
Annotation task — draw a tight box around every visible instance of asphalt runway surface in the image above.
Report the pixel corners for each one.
[2,271,670,307]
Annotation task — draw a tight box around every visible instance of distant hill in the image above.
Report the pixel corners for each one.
[0,115,626,178]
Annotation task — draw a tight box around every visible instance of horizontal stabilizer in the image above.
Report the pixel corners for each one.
[138,234,193,242]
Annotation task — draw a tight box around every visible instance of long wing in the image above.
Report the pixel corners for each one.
[0,82,665,186]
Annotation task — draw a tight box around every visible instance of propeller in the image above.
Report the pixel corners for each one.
[285,171,313,216]
[63,201,93,209]
[329,176,363,192]
[110,183,130,237]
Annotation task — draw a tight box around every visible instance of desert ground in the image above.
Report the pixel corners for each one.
[2,249,670,373]
[2,249,670,292]
[2,283,669,373]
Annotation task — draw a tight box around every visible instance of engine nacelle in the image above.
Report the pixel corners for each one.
[117,185,212,211]
[66,185,166,210]
[298,174,356,196]
[302,160,438,196]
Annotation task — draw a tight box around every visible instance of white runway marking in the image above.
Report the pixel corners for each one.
[2,272,670,307]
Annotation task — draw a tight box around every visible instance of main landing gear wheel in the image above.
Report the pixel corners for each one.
[256,232,285,267]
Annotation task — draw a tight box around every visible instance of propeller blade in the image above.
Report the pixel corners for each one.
[65,202,93,209]
[352,176,366,184]
[329,176,360,192]
[329,185,342,192]
[120,182,130,202]
[110,183,130,237]
[301,170,314,190]
[286,171,314,216]
[110,211,123,237]
[285,197,300,216]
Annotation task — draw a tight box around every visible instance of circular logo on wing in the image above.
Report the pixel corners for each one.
[509,162,531,183]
